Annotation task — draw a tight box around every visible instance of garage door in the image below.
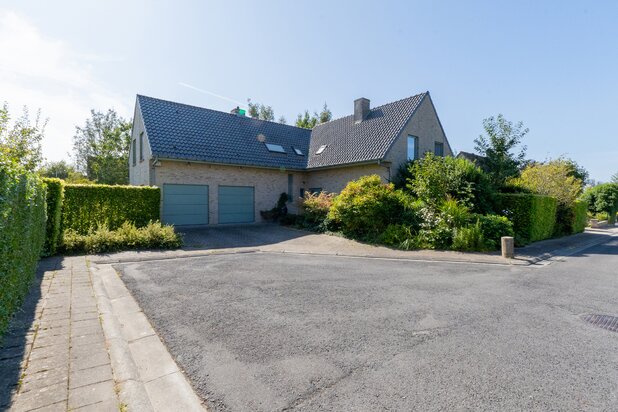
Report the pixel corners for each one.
[162,184,209,226]
[218,186,254,224]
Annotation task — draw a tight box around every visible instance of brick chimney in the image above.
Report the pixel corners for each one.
[354,98,370,123]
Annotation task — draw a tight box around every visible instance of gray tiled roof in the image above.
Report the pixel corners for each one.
[137,92,427,170]
[307,93,426,168]
[138,95,311,170]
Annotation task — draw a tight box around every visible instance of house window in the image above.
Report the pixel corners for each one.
[139,132,144,161]
[287,174,293,202]
[316,145,327,155]
[407,135,418,160]
[308,187,322,195]
[300,188,305,198]
[434,142,444,157]
[265,143,286,153]
[292,147,304,156]
[132,139,136,166]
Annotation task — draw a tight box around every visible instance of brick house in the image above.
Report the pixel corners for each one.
[129,92,453,225]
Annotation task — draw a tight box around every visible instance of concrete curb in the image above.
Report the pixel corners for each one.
[90,263,206,411]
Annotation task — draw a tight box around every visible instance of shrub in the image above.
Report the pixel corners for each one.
[570,201,588,233]
[260,193,289,222]
[476,214,514,250]
[581,183,618,224]
[63,184,160,234]
[328,175,417,239]
[510,160,583,206]
[0,160,47,338]
[407,153,495,214]
[42,178,64,255]
[62,221,182,254]
[378,224,415,247]
[300,191,336,231]
[452,221,487,252]
[497,193,557,245]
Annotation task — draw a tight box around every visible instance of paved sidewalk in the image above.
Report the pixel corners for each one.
[0,256,119,411]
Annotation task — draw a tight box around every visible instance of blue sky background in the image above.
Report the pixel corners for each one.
[1,0,617,181]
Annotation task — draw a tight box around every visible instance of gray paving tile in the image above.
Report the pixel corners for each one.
[20,368,69,393]
[26,354,69,374]
[70,351,109,371]
[11,382,67,411]
[71,333,105,348]
[68,380,115,410]
[74,398,119,411]
[129,335,178,382]
[69,364,113,389]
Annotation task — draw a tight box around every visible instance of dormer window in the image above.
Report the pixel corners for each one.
[292,147,304,156]
[265,143,286,153]
[316,145,327,155]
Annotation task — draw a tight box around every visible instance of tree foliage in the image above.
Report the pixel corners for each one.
[406,153,495,213]
[581,183,618,224]
[295,103,332,129]
[72,109,131,185]
[39,160,93,184]
[510,159,583,206]
[247,99,275,121]
[0,103,47,171]
[474,114,528,187]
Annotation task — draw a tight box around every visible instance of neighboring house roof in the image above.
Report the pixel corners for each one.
[456,151,486,164]
[138,95,311,170]
[307,93,426,168]
[137,92,429,170]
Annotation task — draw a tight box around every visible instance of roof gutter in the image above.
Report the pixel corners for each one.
[155,156,307,172]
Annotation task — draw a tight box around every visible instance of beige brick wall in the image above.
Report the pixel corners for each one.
[154,161,305,224]
[384,94,453,169]
[305,163,389,194]
[129,103,153,186]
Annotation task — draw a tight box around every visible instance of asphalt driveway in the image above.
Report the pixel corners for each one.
[115,239,618,411]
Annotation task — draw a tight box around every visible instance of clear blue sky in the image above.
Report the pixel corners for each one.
[2,0,617,181]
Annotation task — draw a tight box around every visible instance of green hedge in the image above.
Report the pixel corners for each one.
[498,193,557,246]
[63,184,160,235]
[0,161,47,338]
[570,201,588,234]
[42,178,64,255]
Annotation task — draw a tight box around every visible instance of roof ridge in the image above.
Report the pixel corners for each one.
[312,92,427,129]
[136,94,310,133]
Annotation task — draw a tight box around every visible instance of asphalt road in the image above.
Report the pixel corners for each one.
[116,239,618,411]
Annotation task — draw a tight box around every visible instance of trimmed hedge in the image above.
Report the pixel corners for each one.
[498,193,557,246]
[62,184,160,235]
[570,201,588,234]
[42,178,64,255]
[1,161,47,338]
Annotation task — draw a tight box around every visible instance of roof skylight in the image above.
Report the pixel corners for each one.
[265,143,286,153]
[316,145,327,155]
[293,147,304,156]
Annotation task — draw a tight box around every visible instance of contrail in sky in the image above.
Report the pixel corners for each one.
[178,82,245,107]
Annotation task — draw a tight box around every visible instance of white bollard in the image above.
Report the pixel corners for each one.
[501,236,514,259]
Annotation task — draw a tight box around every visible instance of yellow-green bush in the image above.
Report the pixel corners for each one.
[42,178,64,255]
[570,201,588,234]
[498,193,557,245]
[0,160,47,338]
[63,184,160,234]
[62,221,182,254]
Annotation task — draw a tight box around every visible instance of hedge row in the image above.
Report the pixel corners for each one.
[570,200,588,234]
[62,184,160,235]
[0,162,47,337]
[497,193,557,246]
[42,178,64,256]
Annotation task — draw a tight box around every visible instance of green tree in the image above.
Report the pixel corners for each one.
[247,99,275,121]
[72,109,131,185]
[611,172,618,184]
[39,160,92,183]
[474,114,528,187]
[561,157,589,186]
[581,183,618,224]
[510,160,583,206]
[0,103,47,171]
[295,103,332,129]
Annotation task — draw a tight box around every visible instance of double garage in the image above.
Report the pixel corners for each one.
[161,184,255,226]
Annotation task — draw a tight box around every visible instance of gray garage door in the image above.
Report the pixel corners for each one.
[218,186,254,224]
[162,184,209,226]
